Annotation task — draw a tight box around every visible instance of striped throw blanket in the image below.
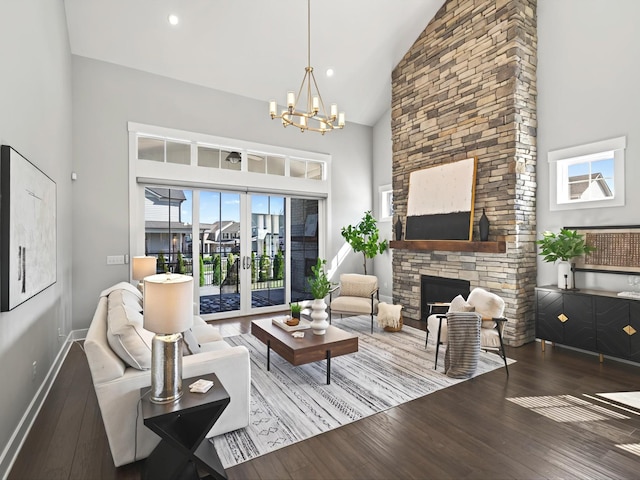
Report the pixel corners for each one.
[444,312,481,378]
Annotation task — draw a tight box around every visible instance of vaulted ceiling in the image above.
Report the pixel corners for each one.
[63,0,446,127]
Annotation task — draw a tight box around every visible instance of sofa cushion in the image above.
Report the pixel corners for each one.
[331,296,378,315]
[106,303,153,370]
[198,340,233,353]
[192,323,223,344]
[339,274,377,298]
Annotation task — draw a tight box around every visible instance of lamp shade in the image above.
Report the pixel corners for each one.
[143,274,193,334]
[132,256,157,281]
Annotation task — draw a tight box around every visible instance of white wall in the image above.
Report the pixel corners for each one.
[372,108,393,301]
[537,0,640,291]
[71,56,373,327]
[0,1,73,475]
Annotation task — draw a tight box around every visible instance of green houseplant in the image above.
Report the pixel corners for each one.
[341,211,388,275]
[307,258,333,299]
[289,301,302,319]
[536,228,595,289]
[306,258,334,335]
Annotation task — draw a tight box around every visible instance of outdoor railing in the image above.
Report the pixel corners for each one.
[147,253,284,290]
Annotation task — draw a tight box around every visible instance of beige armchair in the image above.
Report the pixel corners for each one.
[329,274,379,333]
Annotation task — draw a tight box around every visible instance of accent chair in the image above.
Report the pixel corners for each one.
[426,287,509,375]
[328,274,379,333]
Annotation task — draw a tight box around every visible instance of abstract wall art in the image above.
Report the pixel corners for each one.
[405,157,477,241]
[0,145,57,311]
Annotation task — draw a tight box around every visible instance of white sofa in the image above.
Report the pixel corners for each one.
[84,282,250,467]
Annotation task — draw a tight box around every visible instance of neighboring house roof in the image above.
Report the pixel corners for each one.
[146,187,187,202]
[145,220,192,231]
[569,173,612,199]
[206,221,239,241]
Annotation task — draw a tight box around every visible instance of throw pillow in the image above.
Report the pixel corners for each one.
[467,287,504,328]
[107,288,143,313]
[106,303,153,370]
[467,287,504,318]
[448,294,475,313]
[100,281,143,300]
[182,328,201,355]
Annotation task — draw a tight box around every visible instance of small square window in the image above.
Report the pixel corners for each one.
[549,136,625,210]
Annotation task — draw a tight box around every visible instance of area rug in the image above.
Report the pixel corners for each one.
[211,315,513,468]
[597,391,640,410]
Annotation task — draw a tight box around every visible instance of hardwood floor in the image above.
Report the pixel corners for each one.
[9,316,640,479]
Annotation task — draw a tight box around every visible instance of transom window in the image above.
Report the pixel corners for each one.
[136,134,325,180]
[549,136,626,210]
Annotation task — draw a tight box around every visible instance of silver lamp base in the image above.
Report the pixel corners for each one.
[150,332,184,404]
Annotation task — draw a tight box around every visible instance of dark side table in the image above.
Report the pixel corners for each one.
[141,373,230,480]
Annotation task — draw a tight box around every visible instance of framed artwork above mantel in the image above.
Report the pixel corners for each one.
[568,225,640,275]
[405,157,477,241]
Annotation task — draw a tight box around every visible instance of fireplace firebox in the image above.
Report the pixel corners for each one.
[420,275,470,321]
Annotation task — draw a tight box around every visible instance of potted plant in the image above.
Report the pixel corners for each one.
[536,228,595,289]
[341,211,388,275]
[289,302,302,319]
[306,258,334,335]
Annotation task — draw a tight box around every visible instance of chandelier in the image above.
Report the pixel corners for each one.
[269,0,345,134]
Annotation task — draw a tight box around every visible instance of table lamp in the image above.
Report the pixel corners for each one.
[143,273,194,404]
[132,256,157,293]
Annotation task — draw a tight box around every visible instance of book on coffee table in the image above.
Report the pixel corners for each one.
[271,316,311,332]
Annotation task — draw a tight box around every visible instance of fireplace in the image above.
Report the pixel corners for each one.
[420,275,470,321]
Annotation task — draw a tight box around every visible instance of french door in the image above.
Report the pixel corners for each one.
[144,186,319,319]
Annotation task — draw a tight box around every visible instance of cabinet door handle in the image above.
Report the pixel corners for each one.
[557,313,568,323]
[623,325,637,336]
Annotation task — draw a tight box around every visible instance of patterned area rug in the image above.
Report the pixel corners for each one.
[211,315,513,468]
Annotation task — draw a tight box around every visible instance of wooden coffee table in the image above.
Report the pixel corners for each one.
[251,318,358,384]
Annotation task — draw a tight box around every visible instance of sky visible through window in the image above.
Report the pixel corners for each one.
[567,157,614,192]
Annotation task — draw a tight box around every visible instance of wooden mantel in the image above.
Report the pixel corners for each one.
[389,239,506,253]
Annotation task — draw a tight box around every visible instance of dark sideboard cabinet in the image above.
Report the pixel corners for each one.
[535,286,640,363]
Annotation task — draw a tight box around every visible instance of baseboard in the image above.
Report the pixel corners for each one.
[379,294,393,304]
[0,329,84,480]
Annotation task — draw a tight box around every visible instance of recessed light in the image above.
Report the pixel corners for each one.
[326,68,334,77]
[168,14,179,26]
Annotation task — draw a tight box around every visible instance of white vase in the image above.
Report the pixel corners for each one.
[557,261,573,289]
[310,298,329,335]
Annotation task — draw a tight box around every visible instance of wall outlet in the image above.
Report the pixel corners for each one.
[32,361,37,380]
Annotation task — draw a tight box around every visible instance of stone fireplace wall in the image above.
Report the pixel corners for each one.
[391,0,538,346]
